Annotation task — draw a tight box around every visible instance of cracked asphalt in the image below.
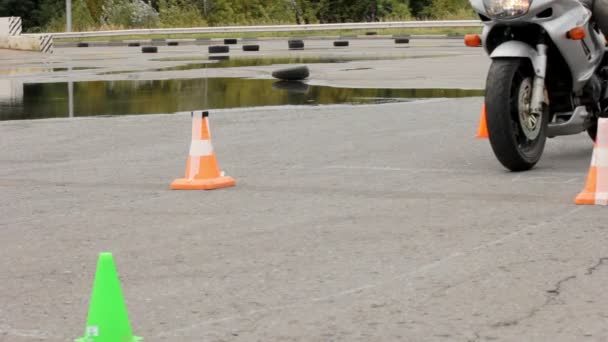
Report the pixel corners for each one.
[1,40,608,341]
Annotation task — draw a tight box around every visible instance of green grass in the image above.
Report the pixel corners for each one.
[55,27,481,42]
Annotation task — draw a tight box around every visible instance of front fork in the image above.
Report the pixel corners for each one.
[530,44,548,115]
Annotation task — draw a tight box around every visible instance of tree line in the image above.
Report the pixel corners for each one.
[0,0,474,33]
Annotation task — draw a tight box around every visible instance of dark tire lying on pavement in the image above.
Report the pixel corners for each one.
[128,42,140,47]
[224,38,238,45]
[333,41,349,47]
[142,46,158,53]
[77,42,89,48]
[365,32,377,36]
[395,38,410,44]
[243,45,260,51]
[272,66,310,81]
[288,39,304,50]
[208,45,230,54]
[167,42,179,46]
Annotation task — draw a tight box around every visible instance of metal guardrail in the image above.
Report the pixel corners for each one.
[39,20,482,39]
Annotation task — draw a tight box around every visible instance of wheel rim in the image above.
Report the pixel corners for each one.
[508,69,544,159]
[517,77,541,141]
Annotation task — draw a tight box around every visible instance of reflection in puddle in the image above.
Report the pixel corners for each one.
[153,54,455,64]
[0,78,484,121]
[209,56,230,61]
[52,67,98,72]
[272,81,310,93]
[152,57,210,62]
[0,79,22,105]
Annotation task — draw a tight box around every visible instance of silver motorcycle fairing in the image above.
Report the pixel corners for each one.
[490,41,546,76]
[470,0,605,92]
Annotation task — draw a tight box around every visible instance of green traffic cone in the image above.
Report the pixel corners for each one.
[75,253,142,342]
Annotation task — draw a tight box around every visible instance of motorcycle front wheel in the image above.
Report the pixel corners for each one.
[485,58,548,172]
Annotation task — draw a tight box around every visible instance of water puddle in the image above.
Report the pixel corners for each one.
[152,55,454,64]
[0,78,483,121]
[52,67,98,72]
[102,54,460,75]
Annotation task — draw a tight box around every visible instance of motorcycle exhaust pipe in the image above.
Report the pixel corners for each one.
[547,106,592,137]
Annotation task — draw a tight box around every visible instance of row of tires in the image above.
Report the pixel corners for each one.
[136,45,259,54]
[208,45,257,53]
[77,37,411,51]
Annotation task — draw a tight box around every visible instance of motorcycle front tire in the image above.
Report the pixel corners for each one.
[485,58,548,172]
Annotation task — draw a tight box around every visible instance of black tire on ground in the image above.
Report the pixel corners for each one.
[209,45,230,54]
[243,45,260,51]
[128,42,140,47]
[333,41,349,47]
[167,42,179,46]
[272,66,310,81]
[395,38,410,44]
[224,38,238,45]
[485,58,548,171]
[365,32,377,36]
[288,39,304,50]
[142,46,158,53]
[77,42,89,48]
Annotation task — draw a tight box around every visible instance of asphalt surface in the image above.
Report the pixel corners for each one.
[1,40,608,341]
[0,38,486,89]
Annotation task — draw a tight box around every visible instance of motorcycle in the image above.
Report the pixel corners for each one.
[467,0,607,171]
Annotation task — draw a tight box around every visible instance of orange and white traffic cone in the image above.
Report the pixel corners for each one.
[575,118,608,205]
[476,103,489,139]
[171,111,236,190]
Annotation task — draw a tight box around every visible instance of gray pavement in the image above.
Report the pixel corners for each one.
[1,41,608,342]
[0,39,487,89]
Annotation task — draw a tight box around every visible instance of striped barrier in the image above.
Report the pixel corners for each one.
[9,17,21,35]
[0,34,53,53]
[38,34,53,53]
[0,17,52,53]
[0,17,22,36]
